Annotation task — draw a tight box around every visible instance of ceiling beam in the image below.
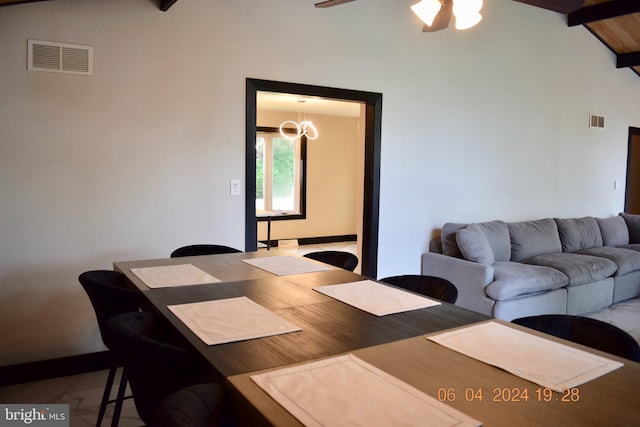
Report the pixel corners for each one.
[159,0,178,12]
[617,51,640,68]
[568,0,640,27]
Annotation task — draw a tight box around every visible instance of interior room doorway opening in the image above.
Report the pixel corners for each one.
[245,79,382,278]
[625,127,640,214]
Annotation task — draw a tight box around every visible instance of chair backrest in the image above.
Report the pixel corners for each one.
[303,251,359,271]
[170,244,242,258]
[78,270,141,349]
[379,274,458,304]
[105,311,199,425]
[512,314,640,362]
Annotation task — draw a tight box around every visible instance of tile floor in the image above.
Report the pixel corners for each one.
[1,243,638,427]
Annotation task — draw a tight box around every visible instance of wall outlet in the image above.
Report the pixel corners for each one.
[230,179,241,196]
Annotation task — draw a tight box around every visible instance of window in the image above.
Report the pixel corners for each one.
[256,127,306,220]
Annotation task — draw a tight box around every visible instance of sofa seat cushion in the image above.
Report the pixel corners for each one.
[577,247,640,276]
[522,253,617,286]
[619,243,640,253]
[486,262,568,301]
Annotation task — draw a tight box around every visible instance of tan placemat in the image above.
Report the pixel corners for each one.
[428,321,624,391]
[314,280,441,316]
[131,264,220,288]
[242,256,332,276]
[251,354,481,427]
[168,297,302,345]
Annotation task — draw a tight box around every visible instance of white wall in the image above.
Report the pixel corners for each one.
[1,0,639,366]
[256,110,359,241]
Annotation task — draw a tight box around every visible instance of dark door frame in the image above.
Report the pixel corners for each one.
[625,126,640,213]
[245,78,382,278]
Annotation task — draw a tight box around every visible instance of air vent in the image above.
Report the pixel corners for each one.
[589,114,605,129]
[28,40,93,76]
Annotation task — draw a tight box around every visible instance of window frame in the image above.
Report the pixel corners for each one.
[256,126,307,222]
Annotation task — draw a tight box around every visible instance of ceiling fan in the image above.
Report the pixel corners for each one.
[314,0,585,32]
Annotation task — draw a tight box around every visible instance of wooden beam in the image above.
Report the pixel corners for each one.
[568,0,640,27]
[160,0,178,12]
[0,0,50,7]
[617,51,640,68]
[513,0,584,14]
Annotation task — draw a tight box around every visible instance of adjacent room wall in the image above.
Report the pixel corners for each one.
[255,110,359,242]
[1,0,639,366]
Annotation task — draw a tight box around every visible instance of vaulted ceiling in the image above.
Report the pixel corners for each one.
[1,0,639,77]
[569,0,640,77]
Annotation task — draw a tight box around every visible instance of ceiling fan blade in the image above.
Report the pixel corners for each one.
[422,0,452,32]
[315,0,357,8]
[513,0,585,14]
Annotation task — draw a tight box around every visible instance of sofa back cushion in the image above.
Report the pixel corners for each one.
[596,216,629,247]
[621,213,640,244]
[508,218,562,261]
[475,220,511,262]
[440,222,466,257]
[554,217,603,252]
[456,224,495,265]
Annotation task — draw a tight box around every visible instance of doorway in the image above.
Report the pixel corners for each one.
[245,79,382,278]
[625,127,640,214]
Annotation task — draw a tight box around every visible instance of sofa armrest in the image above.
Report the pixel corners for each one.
[421,252,495,316]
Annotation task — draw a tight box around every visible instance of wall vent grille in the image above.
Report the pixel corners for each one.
[28,40,93,76]
[589,114,605,129]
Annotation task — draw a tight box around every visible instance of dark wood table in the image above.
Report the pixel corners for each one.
[115,252,639,425]
[114,251,489,378]
[227,322,640,426]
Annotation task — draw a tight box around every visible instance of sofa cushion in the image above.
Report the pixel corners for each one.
[620,213,640,244]
[554,217,603,252]
[596,216,629,247]
[441,222,465,258]
[618,243,640,253]
[476,220,511,262]
[523,253,617,286]
[456,225,494,265]
[486,261,569,301]
[508,218,562,261]
[578,246,640,276]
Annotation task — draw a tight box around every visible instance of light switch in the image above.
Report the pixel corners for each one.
[230,179,241,196]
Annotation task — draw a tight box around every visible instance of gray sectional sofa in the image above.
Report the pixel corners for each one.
[421,213,640,320]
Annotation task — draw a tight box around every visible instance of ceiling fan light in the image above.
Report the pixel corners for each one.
[452,0,483,14]
[454,12,482,29]
[452,0,483,30]
[411,0,443,27]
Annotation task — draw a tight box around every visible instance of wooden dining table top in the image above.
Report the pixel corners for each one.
[114,251,639,426]
[227,323,640,426]
[114,250,489,378]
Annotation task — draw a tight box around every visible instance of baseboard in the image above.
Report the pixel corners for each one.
[0,351,117,387]
[297,234,357,245]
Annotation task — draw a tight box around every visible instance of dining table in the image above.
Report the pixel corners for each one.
[113,250,640,426]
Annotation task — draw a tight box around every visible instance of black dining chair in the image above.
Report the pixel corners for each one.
[303,250,359,272]
[379,274,458,304]
[155,383,227,427]
[512,314,640,362]
[78,270,142,427]
[105,311,227,426]
[170,244,242,258]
